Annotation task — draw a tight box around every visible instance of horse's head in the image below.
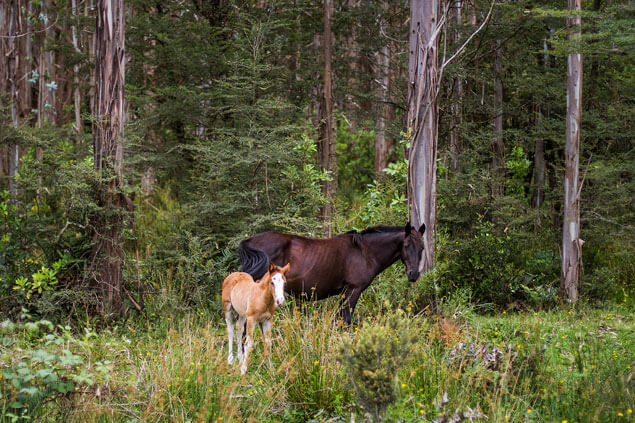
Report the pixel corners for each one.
[268,262,290,306]
[401,222,425,282]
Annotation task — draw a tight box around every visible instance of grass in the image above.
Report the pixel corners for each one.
[1,301,633,422]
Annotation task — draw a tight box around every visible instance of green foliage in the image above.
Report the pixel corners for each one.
[12,256,72,300]
[0,311,111,422]
[338,309,417,422]
[337,122,375,200]
[439,218,559,309]
[505,146,531,198]
[0,130,96,318]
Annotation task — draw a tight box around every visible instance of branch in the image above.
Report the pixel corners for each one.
[440,0,496,72]
[0,16,59,39]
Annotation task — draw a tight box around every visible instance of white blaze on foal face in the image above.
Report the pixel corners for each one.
[271,272,286,306]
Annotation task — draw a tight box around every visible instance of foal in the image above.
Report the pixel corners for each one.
[222,262,290,374]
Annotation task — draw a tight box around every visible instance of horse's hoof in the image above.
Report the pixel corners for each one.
[228,356,234,365]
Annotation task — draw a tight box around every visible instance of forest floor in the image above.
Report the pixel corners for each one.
[1,302,633,422]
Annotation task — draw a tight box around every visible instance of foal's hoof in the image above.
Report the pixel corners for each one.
[228,355,234,365]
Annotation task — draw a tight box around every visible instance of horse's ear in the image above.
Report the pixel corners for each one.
[418,223,425,235]
[268,262,276,274]
[404,222,412,235]
[281,263,290,275]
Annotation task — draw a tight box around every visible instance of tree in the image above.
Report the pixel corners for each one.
[449,0,463,174]
[561,0,583,302]
[90,0,126,310]
[319,0,337,236]
[407,0,440,272]
[491,34,505,197]
[6,0,19,199]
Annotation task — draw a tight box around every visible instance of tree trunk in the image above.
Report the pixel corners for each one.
[91,0,126,310]
[408,0,439,273]
[532,33,551,211]
[374,27,393,176]
[319,0,337,236]
[7,0,19,199]
[492,37,505,197]
[71,0,83,133]
[21,0,33,120]
[531,104,545,209]
[561,0,583,303]
[449,0,463,174]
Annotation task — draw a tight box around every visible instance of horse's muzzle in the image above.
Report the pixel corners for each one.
[407,271,420,282]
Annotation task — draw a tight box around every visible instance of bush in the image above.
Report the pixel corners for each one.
[0,311,112,422]
[338,308,417,422]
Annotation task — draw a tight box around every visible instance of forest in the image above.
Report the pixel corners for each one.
[0,0,633,421]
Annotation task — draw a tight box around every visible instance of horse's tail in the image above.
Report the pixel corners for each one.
[238,239,269,280]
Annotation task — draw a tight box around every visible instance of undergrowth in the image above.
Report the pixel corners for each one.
[1,302,632,422]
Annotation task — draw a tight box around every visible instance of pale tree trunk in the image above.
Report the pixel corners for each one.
[319,0,337,236]
[71,0,83,133]
[7,0,19,199]
[374,25,393,176]
[35,0,55,170]
[20,0,33,120]
[91,0,126,310]
[561,0,583,303]
[408,0,439,272]
[492,37,505,197]
[449,0,462,174]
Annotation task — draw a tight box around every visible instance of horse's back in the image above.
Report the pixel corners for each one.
[246,231,353,299]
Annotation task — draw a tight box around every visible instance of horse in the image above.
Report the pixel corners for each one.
[238,223,425,325]
[222,262,290,374]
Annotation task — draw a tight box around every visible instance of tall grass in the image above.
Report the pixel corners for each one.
[1,302,632,422]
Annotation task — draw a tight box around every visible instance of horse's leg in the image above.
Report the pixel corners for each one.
[241,317,256,375]
[236,315,247,365]
[339,287,363,327]
[225,306,235,365]
[261,319,273,367]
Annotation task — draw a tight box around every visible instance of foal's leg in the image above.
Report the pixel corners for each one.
[260,319,273,367]
[241,317,256,375]
[225,306,235,364]
[236,315,247,365]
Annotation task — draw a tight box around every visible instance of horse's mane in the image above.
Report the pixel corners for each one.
[345,225,404,235]
[344,225,404,247]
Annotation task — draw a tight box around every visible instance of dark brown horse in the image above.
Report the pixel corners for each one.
[238,223,425,324]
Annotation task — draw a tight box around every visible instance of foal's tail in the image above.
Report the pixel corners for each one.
[238,239,269,280]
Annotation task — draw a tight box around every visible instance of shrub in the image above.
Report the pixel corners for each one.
[338,308,417,422]
[0,311,111,422]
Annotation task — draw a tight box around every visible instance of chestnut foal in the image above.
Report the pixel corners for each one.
[222,262,290,374]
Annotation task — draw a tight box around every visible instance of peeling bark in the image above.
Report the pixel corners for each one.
[72,0,83,133]
[91,0,126,310]
[408,0,439,272]
[561,0,583,302]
